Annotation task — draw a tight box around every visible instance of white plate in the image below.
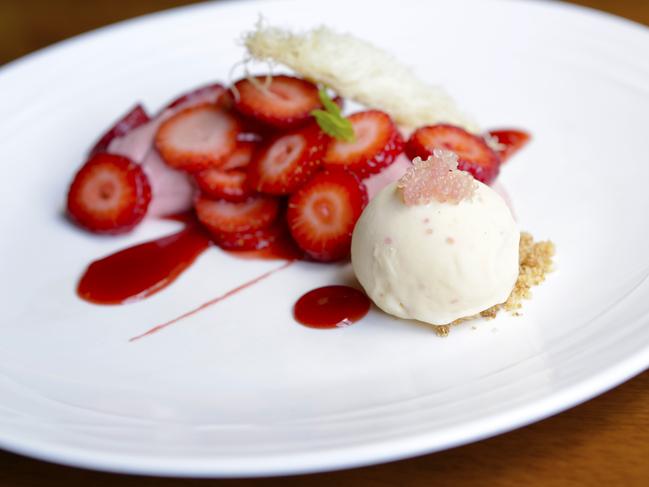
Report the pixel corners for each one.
[1,0,649,478]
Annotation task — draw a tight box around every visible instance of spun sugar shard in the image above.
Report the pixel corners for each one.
[244,23,479,133]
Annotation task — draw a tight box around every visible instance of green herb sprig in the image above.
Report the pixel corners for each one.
[310,88,355,142]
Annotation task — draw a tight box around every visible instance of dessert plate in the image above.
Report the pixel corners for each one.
[1,0,649,477]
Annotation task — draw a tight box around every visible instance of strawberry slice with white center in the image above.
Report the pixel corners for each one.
[487,129,530,162]
[155,103,240,172]
[405,124,501,184]
[194,194,280,236]
[248,124,327,195]
[220,141,258,171]
[323,110,404,178]
[193,169,252,202]
[232,75,321,129]
[67,153,151,234]
[287,170,368,262]
[89,104,150,156]
[193,141,259,202]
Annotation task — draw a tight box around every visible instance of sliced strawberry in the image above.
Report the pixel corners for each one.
[287,171,368,262]
[194,194,279,235]
[212,223,286,251]
[66,153,151,234]
[193,141,259,201]
[232,75,321,129]
[155,104,239,172]
[487,129,531,162]
[220,141,258,171]
[405,124,500,184]
[235,114,276,141]
[164,82,227,110]
[215,223,304,260]
[248,124,326,195]
[323,110,404,178]
[89,104,150,156]
[193,169,252,202]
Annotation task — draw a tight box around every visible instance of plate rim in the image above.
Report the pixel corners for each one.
[1,347,647,478]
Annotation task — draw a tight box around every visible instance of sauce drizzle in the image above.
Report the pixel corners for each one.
[76,216,370,339]
[129,260,294,341]
[77,224,210,305]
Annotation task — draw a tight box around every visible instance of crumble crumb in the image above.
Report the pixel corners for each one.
[432,231,555,336]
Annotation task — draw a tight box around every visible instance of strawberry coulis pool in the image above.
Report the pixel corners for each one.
[76,213,369,337]
[293,285,371,329]
[77,224,210,305]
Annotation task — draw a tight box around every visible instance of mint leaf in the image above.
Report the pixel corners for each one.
[311,88,355,142]
[311,110,355,142]
[319,88,342,116]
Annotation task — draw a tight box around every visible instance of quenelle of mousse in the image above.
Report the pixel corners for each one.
[351,150,520,325]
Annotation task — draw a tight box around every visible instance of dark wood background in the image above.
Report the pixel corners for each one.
[1,1,648,485]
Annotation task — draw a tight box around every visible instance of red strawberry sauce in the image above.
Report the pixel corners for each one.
[293,285,370,329]
[77,213,298,305]
[77,224,210,305]
[129,260,295,341]
[77,214,370,338]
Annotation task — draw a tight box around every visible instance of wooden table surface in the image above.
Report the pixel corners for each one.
[1,1,648,485]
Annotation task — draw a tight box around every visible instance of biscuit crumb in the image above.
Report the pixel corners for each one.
[432,231,555,335]
[434,325,450,337]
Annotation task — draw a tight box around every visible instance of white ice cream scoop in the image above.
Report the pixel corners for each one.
[351,153,519,325]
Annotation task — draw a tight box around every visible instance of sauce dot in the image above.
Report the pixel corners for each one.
[293,285,370,329]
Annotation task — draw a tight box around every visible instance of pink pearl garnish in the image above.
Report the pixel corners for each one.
[398,149,476,206]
